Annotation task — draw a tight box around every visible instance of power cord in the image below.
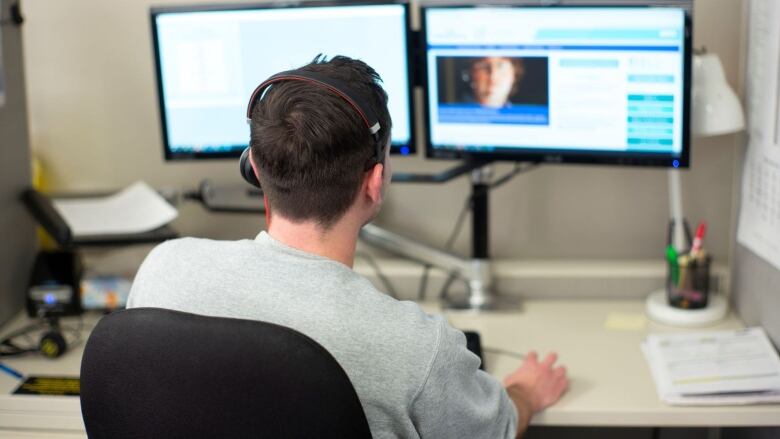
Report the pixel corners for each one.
[483,346,526,360]
[0,317,87,358]
[417,193,473,300]
[490,162,539,190]
[434,162,539,301]
[0,322,42,357]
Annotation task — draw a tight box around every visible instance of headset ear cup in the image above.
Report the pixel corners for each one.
[39,331,67,359]
[239,147,262,189]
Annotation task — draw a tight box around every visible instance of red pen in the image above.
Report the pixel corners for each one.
[690,222,707,256]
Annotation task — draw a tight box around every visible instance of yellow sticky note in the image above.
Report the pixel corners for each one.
[604,312,648,331]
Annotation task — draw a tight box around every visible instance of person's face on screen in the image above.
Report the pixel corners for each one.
[470,57,521,108]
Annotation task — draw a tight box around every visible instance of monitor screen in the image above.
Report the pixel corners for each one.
[151,1,414,160]
[422,6,691,167]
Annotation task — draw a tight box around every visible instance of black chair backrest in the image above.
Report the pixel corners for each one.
[80,307,372,438]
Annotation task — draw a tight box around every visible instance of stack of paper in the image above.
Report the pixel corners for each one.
[643,327,780,405]
[52,181,178,237]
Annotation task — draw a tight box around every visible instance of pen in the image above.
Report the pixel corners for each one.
[691,221,707,257]
[0,362,24,380]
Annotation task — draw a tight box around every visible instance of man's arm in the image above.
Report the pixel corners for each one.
[503,352,569,438]
[410,318,519,439]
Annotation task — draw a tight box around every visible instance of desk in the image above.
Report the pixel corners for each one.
[1,300,779,437]
[0,313,98,438]
[430,300,780,427]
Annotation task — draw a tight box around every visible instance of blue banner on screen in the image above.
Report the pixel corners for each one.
[439,104,549,125]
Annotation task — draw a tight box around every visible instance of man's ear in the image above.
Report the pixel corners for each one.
[365,162,385,205]
[249,152,273,226]
[249,151,260,181]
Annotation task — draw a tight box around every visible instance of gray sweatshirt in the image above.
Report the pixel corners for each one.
[127,232,517,438]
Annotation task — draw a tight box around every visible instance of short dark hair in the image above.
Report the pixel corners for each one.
[249,55,392,229]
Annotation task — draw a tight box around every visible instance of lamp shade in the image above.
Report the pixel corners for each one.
[691,53,745,137]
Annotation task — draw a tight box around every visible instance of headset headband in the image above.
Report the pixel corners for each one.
[246,69,383,164]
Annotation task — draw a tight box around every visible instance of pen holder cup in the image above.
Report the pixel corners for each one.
[666,255,711,310]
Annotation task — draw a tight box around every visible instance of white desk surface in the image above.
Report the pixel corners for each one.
[0,312,97,438]
[1,299,779,437]
[429,300,780,428]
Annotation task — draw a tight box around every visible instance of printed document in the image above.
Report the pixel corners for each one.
[643,327,780,405]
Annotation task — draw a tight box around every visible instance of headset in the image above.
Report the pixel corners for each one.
[0,319,76,359]
[239,69,383,189]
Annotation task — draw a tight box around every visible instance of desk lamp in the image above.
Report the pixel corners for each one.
[647,50,745,326]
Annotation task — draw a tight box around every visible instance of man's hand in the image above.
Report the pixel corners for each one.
[503,352,568,437]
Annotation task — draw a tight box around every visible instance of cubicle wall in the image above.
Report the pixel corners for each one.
[0,0,36,326]
[22,0,748,271]
[730,2,780,437]
[732,0,780,348]
[734,247,780,347]
[730,246,780,439]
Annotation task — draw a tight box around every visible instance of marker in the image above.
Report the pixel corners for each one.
[666,245,679,286]
[691,222,707,257]
[0,362,24,380]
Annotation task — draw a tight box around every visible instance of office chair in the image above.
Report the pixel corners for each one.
[80,307,372,438]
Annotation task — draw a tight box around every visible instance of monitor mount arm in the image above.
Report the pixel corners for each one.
[390,159,491,184]
[361,159,529,310]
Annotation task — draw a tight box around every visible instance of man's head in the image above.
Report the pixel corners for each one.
[469,56,525,108]
[248,55,392,230]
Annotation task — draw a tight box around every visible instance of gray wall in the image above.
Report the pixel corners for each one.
[0,0,36,326]
[730,0,780,348]
[732,152,780,348]
[19,0,745,267]
[727,2,780,438]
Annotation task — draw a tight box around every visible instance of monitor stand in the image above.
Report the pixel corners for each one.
[445,166,519,310]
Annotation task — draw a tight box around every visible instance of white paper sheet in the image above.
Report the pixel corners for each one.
[737,0,780,271]
[52,181,178,237]
[643,328,780,406]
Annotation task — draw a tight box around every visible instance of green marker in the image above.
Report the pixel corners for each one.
[666,245,679,286]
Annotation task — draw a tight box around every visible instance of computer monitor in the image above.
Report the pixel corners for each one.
[422,5,691,167]
[151,1,414,160]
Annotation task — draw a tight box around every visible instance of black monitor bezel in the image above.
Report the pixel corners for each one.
[420,4,692,168]
[150,0,416,161]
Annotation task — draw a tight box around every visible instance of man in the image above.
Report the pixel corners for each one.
[128,55,567,438]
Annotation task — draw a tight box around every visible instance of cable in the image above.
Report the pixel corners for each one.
[0,316,89,358]
[416,265,431,301]
[0,322,44,342]
[417,194,474,300]
[59,317,87,350]
[483,346,526,360]
[444,195,474,251]
[436,162,540,300]
[438,271,471,301]
[356,251,398,299]
[490,162,539,190]
[0,322,45,357]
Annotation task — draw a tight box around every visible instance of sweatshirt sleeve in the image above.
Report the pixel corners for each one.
[409,317,518,438]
